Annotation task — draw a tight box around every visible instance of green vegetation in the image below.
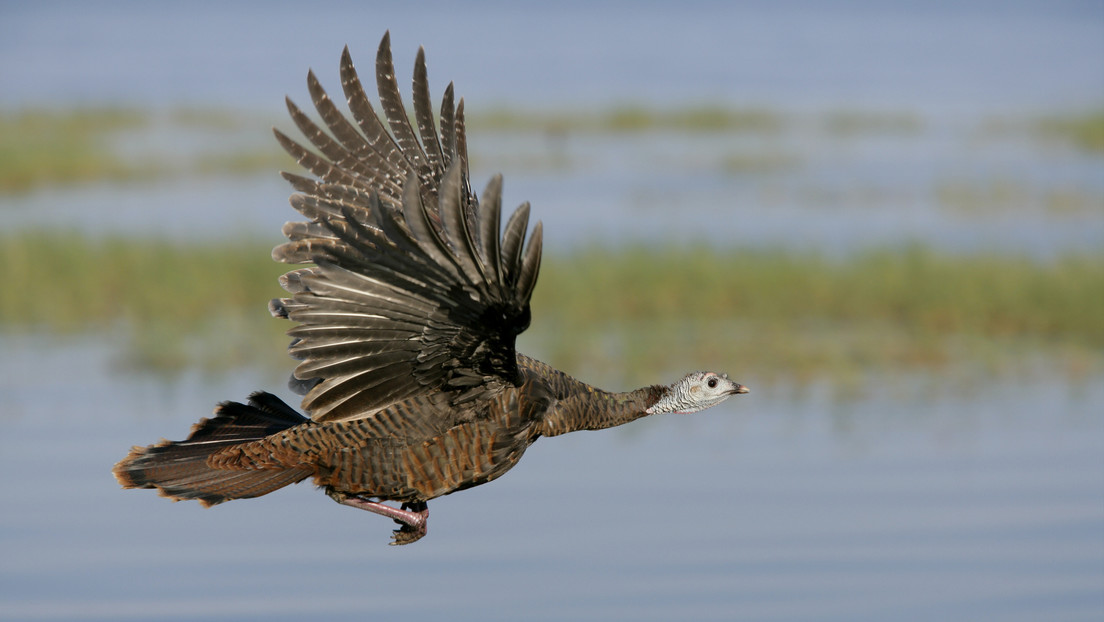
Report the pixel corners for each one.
[2,232,1100,386]
[0,103,793,194]
[821,110,923,136]
[0,108,156,192]
[4,104,1101,196]
[601,104,784,133]
[534,244,1103,344]
[720,150,802,174]
[3,102,1101,388]
[981,108,1104,153]
[935,178,1104,216]
[0,231,289,371]
[469,105,924,137]
[1036,108,1104,152]
[467,104,785,134]
[168,106,258,130]
[530,244,1103,386]
[0,108,291,194]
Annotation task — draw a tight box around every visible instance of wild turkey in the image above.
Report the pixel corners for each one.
[113,32,749,545]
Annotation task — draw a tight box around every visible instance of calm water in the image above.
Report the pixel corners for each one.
[3,3,1104,254]
[2,2,1103,620]
[2,2,1103,254]
[3,1,1102,113]
[10,129,1104,257]
[1,338,1102,621]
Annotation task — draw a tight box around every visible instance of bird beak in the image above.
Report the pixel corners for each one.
[732,384,750,395]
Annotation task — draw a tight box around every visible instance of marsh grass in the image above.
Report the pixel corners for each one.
[529,244,1104,386]
[534,244,1103,343]
[981,108,1104,153]
[0,108,291,194]
[0,231,290,371]
[935,178,1104,216]
[0,108,160,192]
[467,104,786,135]
[2,232,1100,384]
[5,104,1101,196]
[1036,109,1104,152]
[3,104,786,193]
[820,110,923,136]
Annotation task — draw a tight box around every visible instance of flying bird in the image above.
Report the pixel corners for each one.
[114,32,749,545]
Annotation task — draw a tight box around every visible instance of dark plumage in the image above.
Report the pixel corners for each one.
[114,32,749,545]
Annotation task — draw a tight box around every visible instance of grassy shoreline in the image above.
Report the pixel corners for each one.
[2,232,1100,384]
[3,105,1102,194]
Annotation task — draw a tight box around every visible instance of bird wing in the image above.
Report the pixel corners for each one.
[269,32,543,423]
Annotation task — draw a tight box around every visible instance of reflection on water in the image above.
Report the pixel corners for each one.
[1,336,1101,621]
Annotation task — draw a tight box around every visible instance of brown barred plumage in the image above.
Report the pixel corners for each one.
[113,32,748,545]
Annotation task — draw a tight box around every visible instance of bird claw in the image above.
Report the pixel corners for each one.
[324,486,350,504]
[390,522,427,545]
[327,487,430,545]
[389,501,429,546]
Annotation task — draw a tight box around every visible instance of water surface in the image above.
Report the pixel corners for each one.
[1,3,1102,620]
[0,337,1101,621]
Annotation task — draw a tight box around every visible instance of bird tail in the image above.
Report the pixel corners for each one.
[113,392,314,507]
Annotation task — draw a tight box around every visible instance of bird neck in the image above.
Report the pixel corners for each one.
[537,381,668,437]
[515,355,670,438]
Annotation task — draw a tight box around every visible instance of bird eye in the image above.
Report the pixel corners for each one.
[707,378,718,389]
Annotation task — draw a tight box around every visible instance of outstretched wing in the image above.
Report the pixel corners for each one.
[270,32,543,423]
[273,31,472,224]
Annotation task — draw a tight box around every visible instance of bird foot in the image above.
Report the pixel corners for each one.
[391,502,429,546]
[326,488,429,545]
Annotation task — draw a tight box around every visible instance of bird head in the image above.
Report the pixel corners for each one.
[646,371,749,415]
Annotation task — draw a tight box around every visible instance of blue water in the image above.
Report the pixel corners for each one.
[0,337,1101,621]
[3,1,1103,254]
[3,2,1103,255]
[2,1,1102,114]
[1,3,1103,620]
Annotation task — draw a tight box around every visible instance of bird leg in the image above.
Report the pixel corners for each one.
[325,487,429,545]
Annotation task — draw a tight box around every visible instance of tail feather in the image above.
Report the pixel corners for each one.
[114,391,314,507]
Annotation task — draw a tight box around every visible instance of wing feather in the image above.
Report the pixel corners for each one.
[500,202,530,286]
[479,175,504,288]
[271,33,542,423]
[273,127,359,188]
[284,96,380,184]
[306,70,403,198]
[439,83,456,160]
[517,222,544,302]
[438,163,487,288]
[339,47,408,192]
[412,47,445,178]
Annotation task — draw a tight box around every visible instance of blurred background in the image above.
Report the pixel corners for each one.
[1,2,1102,620]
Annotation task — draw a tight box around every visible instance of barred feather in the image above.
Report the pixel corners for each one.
[115,33,746,546]
[273,35,542,422]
